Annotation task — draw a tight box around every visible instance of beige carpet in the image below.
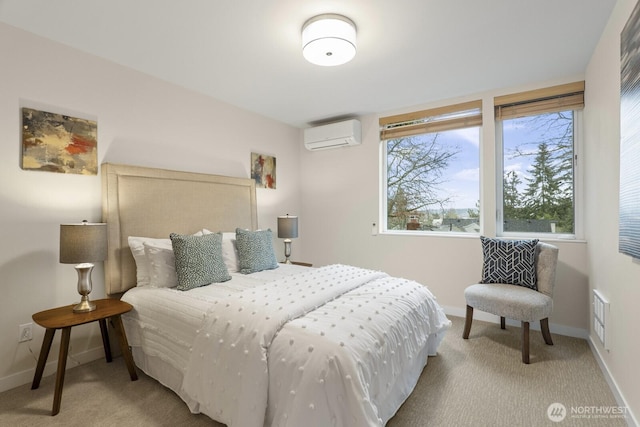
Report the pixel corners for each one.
[0,316,628,426]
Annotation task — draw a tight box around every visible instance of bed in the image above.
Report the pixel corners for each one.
[101,163,451,427]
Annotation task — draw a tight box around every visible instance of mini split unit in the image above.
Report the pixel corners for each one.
[303,119,361,151]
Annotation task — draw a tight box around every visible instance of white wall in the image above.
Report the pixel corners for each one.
[0,22,301,391]
[584,0,640,422]
[300,88,590,337]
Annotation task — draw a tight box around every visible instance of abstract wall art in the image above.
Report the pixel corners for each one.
[251,152,276,189]
[21,107,98,175]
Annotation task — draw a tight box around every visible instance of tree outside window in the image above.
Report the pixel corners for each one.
[385,127,480,233]
[500,111,575,234]
[381,83,581,238]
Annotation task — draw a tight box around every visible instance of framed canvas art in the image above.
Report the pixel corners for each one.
[251,152,276,189]
[21,107,98,175]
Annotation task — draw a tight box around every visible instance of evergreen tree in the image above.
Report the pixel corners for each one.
[522,142,564,222]
[503,170,523,220]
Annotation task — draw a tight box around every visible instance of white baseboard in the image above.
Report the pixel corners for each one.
[0,346,104,393]
[443,305,588,339]
[588,336,638,427]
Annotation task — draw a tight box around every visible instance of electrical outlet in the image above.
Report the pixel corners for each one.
[19,323,33,342]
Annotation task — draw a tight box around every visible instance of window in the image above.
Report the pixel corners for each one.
[495,81,584,237]
[380,101,482,233]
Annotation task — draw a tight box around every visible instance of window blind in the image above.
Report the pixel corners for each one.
[379,100,482,140]
[494,81,585,120]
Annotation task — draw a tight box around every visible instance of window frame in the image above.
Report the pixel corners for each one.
[492,81,585,240]
[495,109,583,240]
[379,101,483,236]
[377,81,584,240]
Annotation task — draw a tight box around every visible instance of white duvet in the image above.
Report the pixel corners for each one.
[122,264,450,427]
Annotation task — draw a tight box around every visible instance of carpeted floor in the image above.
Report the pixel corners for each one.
[0,316,628,426]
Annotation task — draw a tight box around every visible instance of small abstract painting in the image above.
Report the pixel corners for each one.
[21,107,98,175]
[251,152,276,189]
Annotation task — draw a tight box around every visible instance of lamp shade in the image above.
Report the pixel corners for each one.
[277,215,299,239]
[60,221,107,264]
[302,14,356,66]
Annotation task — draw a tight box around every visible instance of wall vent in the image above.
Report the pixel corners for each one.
[593,289,610,350]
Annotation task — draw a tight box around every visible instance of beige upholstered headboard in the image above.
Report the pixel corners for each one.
[101,163,257,296]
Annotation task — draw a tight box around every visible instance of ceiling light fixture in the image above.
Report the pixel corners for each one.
[302,14,357,66]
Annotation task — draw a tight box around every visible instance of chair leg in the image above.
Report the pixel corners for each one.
[540,318,553,345]
[462,305,473,339]
[522,321,530,364]
[500,316,506,329]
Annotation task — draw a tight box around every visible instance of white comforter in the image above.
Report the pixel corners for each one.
[180,264,450,427]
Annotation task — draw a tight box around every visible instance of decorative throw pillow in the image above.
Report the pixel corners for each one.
[235,228,279,274]
[480,236,539,290]
[170,232,231,291]
[203,229,240,273]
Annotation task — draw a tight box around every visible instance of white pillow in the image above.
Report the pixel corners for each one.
[128,236,171,287]
[203,229,239,273]
[143,240,178,288]
[128,231,203,287]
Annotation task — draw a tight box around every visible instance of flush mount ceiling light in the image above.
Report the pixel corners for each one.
[302,14,357,66]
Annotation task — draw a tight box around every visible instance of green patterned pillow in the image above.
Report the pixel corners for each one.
[235,228,279,274]
[170,232,231,291]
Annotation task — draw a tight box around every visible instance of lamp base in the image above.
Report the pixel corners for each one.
[73,296,96,313]
[283,239,292,264]
[73,263,96,313]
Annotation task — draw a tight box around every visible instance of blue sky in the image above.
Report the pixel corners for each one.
[436,127,480,211]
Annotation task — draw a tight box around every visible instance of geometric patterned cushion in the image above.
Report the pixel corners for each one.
[170,232,231,291]
[235,228,279,274]
[480,236,539,290]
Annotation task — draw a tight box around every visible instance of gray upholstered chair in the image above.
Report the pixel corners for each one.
[462,241,559,364]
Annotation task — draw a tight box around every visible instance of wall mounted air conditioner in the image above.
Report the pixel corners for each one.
[303,119,361,151]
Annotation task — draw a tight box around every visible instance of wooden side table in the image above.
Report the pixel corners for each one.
[291,261,312,267]
[283,261,313,267]
[31,298,138,415]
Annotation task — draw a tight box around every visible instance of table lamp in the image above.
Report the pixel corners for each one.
[277,215,298,264]
[59,221,107,313]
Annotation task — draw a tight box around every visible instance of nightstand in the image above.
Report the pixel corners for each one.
[282,261,313,267]
[31,298,138,415]
[291,261,313,267]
